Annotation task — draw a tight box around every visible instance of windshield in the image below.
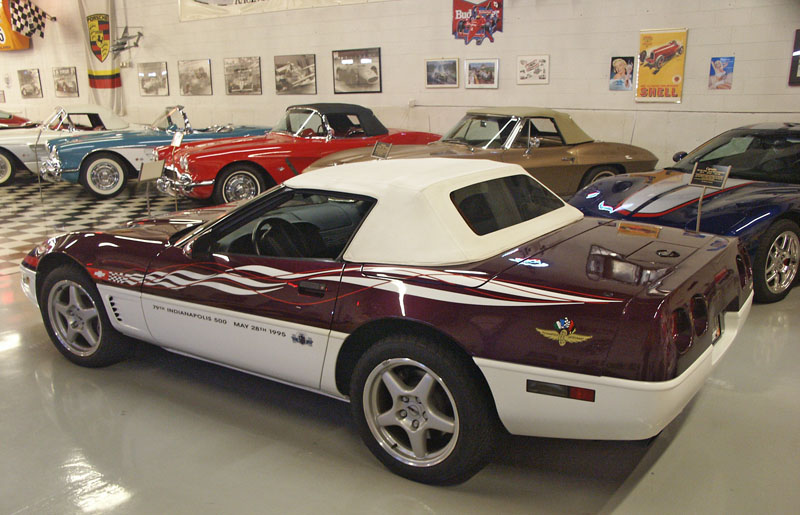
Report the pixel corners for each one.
[272,109,327,137]
[150,107,187,131]
[441,114,517,149]
[672,129,800,184]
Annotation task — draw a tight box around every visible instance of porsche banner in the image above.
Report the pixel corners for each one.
[179,0,392,22]
[78,0,124,114]
[0,1,31,51]
[635,28,688,103]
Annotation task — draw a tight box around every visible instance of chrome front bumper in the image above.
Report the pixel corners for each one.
[156,166,214,197]
[40,157,63,182]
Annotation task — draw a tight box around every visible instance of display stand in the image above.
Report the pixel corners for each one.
[689,162,731,233]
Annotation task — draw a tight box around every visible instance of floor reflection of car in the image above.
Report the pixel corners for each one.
[570,122,800,303]
[22,158,752,485]
[308,107,658,198]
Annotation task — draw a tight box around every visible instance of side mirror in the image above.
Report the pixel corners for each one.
[185,231,212,260]
[524,137,541,155]
[672,151,687,162]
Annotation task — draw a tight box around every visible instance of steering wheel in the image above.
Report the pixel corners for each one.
[251,217,306,257]
[299,128,316,138]
[346,127,366,137]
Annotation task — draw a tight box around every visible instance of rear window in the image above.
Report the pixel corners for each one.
[451,175,564,235]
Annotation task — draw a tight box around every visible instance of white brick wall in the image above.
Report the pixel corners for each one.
[2,0,798,166]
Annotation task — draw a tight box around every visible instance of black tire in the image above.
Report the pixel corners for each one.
[0,149,16,187]
[212,163,269,204]
[79,153,129,198]
[752,219,800,303]
[350,334,497,485]
[40,265,132,367]
[579,165,619,189]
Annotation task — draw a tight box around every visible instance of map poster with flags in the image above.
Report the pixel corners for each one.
[452,0,503,46]
[78,0,123,114]
[0,1,32,51]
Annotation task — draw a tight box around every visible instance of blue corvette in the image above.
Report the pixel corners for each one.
[42,106,268,198]
[570,123,800,303]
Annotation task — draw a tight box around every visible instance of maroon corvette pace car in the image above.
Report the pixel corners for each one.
[21,158,753,485]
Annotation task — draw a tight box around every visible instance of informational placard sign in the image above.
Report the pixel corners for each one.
[171,131,184,147]
[371,141,392,159]
[690,163,730,232]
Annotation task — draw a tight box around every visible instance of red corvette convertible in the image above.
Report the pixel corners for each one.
[156,103,440,204]
[0,109,33,129]
[22,158,752,484]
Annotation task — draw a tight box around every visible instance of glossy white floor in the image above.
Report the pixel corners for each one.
[1,271,798,514]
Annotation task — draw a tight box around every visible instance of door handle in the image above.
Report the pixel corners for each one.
[298,280,327,297]
[561,156,575,162]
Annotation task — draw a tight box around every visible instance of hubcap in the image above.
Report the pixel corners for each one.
[363,358,458,467]
[223,172,258,202]
[765,230,800,295]
[89,161,122,192]
[47,280,102,356]
[0,156,10,182]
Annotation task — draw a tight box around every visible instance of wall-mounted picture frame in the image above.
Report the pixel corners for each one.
[517,55,549,85]
[224,56,262,95]
[0,91,5,103]
[709,57,735,90]
[178,59,212,96]
[425,58,458,88]
[332,47,381,94]
[137,62,169,96]
[465,58,498,89]
[53,67,79,97]
[789,30,800,86]
[274,54,317,95]
[18,69,43,99]
[609,56,634,91]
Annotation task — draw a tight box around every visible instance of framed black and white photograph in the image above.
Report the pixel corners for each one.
[790,29,800,86]
[137,62,169,96]
[465,58,498,89]
[425,58,458,88]
[18,69,43,99]
[274,54,316,95]
[332,47,381,94]
[53,67,79,97]
[178,59,212,96]
[517,55,549,85]
[224,56,262,95]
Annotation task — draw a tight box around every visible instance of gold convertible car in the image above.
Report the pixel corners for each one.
[307,107,658,197]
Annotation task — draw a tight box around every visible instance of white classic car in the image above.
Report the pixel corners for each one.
[0,104,130,187]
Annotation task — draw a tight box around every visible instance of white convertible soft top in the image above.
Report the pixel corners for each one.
[286,158,583,266]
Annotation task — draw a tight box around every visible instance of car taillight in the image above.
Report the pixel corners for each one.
[671,308,693,355]
[22,253,39,270]
[690,295,709,337]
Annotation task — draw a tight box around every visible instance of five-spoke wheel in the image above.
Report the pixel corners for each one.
[754,220,800,303]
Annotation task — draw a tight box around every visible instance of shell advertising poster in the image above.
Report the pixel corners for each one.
[635,29,687,103]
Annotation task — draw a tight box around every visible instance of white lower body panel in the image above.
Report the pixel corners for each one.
[477,290,753,440]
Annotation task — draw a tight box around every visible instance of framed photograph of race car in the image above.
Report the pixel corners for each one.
[18,69,43,99]
[224,57,262,95]
[465,58,498,89]
[178,59,213,96]
[332,47,381,94]
[789,30,800,86]
[53,67,79,98]
[137,62,169,96]
[274,54,317,95]
[425,58,458,88]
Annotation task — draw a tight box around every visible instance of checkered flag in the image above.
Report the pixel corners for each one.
[9,0,55,38]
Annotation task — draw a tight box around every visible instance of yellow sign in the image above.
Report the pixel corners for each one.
[617,222,661,238]
[636,29,687,103]
[0,2,31,51]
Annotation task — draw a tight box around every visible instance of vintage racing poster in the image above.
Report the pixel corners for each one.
[635,29,687,103]
[452,0,503,45]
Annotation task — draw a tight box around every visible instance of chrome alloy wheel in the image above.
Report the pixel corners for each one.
[88,160,123,192]
[47,279,102,357]
[765,230,800,295]
[223,171,260,202]
[0,153,11,184]
[363,358,459,467]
